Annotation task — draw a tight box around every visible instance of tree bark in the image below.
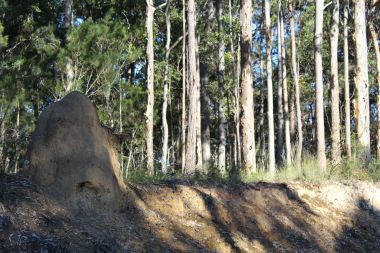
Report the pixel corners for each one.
[277,2,285,166]
[185,0,202,173]
[289,0,303,163]
[265,0,276,174]
[240,0,256,174]
[145,0,155,175]
[64,0,74,93]
[330,0,341,164]
[344,0,351,159]
[314,0,327,170]
[280,3,292,166]
[161,0,171,174]
[354,0,371,167]
[181,0,187,174]
[217,0,227,174]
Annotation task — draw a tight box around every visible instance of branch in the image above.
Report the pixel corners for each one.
[324,1,332,10]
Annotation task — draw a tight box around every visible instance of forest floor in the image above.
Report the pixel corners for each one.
[0,174,379,253]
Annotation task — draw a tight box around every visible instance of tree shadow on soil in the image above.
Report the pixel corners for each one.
[334,197,380,253]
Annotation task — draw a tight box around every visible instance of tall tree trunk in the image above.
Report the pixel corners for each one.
[330,0,341,164]
[277,3,284,166]
[289,0,303,163]
[161,0,171,174]
[217,0,227,174]
[344,0,351,159]
[314,0,327,170]
[265,0,276,174]
[14,100,20,173]
[185,0,202,173]
[146,0,155,175]
[290,91,296,142]
[181,0,187,174]
[229,0,240,168]
[369,0,380,158]
[240,0,256,174]
[354,0,371,166]
[64,0,74,93]
[200,1,213,171]
[280,4,292,166]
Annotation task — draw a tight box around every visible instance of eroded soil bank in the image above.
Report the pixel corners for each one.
[0,175,379,252]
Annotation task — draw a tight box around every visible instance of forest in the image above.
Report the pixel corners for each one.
[1,0,380,252]
[0,0,380,181]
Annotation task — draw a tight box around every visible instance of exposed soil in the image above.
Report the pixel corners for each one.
[0,174,379,252]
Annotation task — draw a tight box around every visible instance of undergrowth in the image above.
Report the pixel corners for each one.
[126,155,380,184]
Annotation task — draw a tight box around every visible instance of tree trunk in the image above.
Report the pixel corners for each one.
[289,0,303,163]
[290,91,296,142]
[216,0,226,174]
[265,0,276,174]
[314,0,327,170]
[280,3,292,166]
[277,2,284,166]
[64,0,74,93]
[181,0,187,174]
[240,0,256,174]
[119,80,124,177]
[344,0,351,159]
[354,0,371,167]
[14,100,20,173]
[200,1,213,171]
[369,0,380,158]
[229,0,240,168]
[330,0,341,164]
[185,0,202,173]
[161,0,171,174]
[145,0,155,175]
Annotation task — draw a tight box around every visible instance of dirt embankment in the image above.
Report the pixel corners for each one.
[0,175,379,253]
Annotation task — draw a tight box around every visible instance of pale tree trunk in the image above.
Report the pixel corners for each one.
[146,0,155,175]
[200,1,213,171]
[354,0,371,166]
[330,0,341,164]
[240,0,256,174]
[289,0,303,163]
[265,0,276,174]
[14,100,20,173]
[64,0,74,93]
[196,34,203,172]
[279,3,292,166]
[315,0,327,170]
[290,91,296,141]
[277,4,284,166]
[259,35,266,166]
[181,0,187,174]
[217,0,226,174]
[185,0,202,173]
[161,0,171,174]
[369,0,380,158]
[344,0,351,159]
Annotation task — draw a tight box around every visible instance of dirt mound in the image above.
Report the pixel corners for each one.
[0,175,379,252]
[27,91,125,213]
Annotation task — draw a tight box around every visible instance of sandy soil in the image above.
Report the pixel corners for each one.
[0,175,379,252]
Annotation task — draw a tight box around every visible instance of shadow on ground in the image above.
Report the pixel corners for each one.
[1,174,380,252]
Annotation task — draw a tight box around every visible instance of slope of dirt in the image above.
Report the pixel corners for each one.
[0,174,379,252]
